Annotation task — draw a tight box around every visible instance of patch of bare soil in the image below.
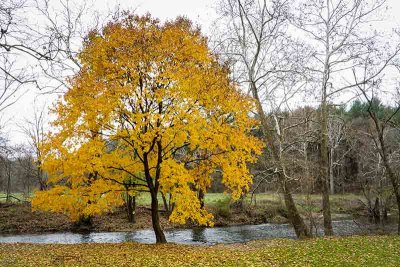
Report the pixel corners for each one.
[92,206,176,232]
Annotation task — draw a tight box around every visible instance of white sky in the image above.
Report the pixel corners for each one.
[3,0,400,145]
[4,0,217,145]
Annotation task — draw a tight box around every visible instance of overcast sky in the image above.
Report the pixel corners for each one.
[3,0,400,145]
[4,0,217,145]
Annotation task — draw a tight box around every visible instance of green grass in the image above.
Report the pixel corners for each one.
[0,235,399,266]
[134,192,362,205]
[0,192,29,203]
[1,190,361,205]
[135,192,232,207]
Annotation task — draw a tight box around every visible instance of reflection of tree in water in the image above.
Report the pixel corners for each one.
[127,230,155,243]
[236,228,254,243]
[191,228,206,243]
[123,232,134,243]
[80,233,92,243]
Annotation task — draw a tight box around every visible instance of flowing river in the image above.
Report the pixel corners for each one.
[0,220,394,245]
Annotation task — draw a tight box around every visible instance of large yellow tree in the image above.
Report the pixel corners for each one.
[32,14,263,243]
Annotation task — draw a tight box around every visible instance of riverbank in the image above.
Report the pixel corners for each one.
[1,235,399,266]
[0,193,395,234]
[0,203,175,234]
[0,202,272,234]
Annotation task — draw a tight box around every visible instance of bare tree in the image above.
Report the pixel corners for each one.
[1,0,109,93]
[14,145,37,197]
[355,80,400,233]
[292,0,400,236]
[33,0,98,92]
[33,0,125,93]
[214,0,311,238]
[1,0,49,86]
[0,143,19,202]
[0,55,28,112]
[19,103,46,190]
[2,153,12,202]
[353,119,392,225]
[328,112,349,194]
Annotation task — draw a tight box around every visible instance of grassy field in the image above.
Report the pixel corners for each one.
[1,191,362,203]
[134,192,234,206]
[0,235,399,266]
[136,192,366,220]
[135,192,362,207]
[0,193,27,203]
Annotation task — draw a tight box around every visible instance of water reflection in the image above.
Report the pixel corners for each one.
[191,228,206,243]
[0,220,394,245]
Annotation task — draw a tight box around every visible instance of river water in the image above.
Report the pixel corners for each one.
[1,220,393,245]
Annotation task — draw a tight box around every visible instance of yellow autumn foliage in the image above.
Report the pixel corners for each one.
[32,14,263,226]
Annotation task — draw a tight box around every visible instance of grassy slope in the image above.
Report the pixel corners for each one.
[0,235,399,266]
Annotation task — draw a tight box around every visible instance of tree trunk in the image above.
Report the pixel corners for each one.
[6,163,11,203]
[169,193,175,212]
[372,197,380,224]
[37,164,46,191]
[126,193,136,223]
[73,215,93,232]
[303,142,310,193]
[150,190,167,243]
[161,192,170,215]
[320,100,333,236]
[198,188,205,209]
[251,84,310,238]
[144,142,167,243]
[320,9,334,235]
[381,156,400,234]
[281,177,310,238]
[376,129,400,234]
[389,177,400,234]
[329,148,335,194]
[395,192,400,234]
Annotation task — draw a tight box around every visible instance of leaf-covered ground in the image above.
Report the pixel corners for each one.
[0,235,399,266]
